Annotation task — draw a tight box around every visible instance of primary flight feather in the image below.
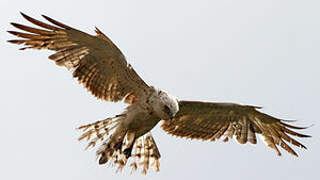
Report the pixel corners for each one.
[8,13,310,174]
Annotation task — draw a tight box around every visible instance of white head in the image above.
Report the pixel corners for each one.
[149,88,179,120]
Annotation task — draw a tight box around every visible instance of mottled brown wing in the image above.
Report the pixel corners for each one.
[161,100,310,156]
[8,13,149,103]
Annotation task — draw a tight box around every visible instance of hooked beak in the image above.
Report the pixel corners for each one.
[169,113,175,120]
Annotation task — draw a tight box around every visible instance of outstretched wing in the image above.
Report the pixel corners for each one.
[8,13,149,104]
[161,100,310,156]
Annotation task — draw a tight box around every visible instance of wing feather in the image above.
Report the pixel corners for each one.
[8,13,150,103]
[247,123,257,144]
[161,100,310,156]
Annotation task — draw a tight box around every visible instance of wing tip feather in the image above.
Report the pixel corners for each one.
[19,11,26,17]
[280,121,312,130]
[7,30,16,35]
[41,14,71,29]
[7,39,23,44]
[20,12,32,21]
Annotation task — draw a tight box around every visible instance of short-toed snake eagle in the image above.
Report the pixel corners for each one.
[8,13,310,174]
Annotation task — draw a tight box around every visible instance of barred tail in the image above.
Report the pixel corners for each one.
[77,117,121,149]
[77,117,161,174]
[130,133,161,174]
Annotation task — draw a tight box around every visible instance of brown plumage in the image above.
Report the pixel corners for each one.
[8,12,148,103]
[161,101,310,156]
[8,13,311,174]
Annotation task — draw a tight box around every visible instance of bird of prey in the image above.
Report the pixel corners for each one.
[8,13,310,174]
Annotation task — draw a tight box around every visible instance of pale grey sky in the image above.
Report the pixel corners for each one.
[1,0,319,179]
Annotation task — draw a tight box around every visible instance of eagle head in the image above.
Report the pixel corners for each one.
[149,88,179,120]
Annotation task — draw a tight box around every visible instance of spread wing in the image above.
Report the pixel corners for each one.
[8,13,150,104]
[161,100,310,156]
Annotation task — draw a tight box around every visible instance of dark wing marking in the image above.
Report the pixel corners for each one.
[8,13,149,103]
[161,100,311,156]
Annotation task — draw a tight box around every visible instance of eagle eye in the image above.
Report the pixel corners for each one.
[164,105,170,114]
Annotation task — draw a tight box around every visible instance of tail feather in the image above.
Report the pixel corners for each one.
[77,117,161,174]
[130,133,161,174]
[77,117,120,145]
